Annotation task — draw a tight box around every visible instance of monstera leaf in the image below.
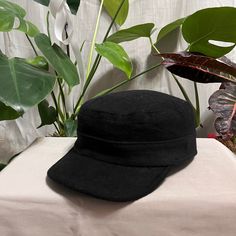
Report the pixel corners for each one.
[32,0,80,15]
[0,0,39,36]
[209,82,236,139]
[182,7,236,58]
[160,52,236,83]
[0,53,56,114]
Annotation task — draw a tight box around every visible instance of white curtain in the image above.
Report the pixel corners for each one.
[1,0,236,163]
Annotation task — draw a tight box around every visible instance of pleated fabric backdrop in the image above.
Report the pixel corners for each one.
[1,0,236,163]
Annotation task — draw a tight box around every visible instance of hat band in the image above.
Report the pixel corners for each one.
[74,133,197,167]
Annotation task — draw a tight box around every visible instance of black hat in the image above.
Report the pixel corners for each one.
[48,90,197,202]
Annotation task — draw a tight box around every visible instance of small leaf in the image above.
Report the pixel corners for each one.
[96,41,133,78]
[0,0,39,36]
[156,18,185,43]
[103,0,129,26]
[32,0,80,15]
[0,53,56,113]
[26,56,49,70]
[35,34,80,88]
[160,51,236,83]
[0,163,6,171]
[64,118,77,137]
[37,100,57,128]
[66,0,81,14]
[0,9,14,31]
[25,21,40,37]
[182,7,236,58]
[0,101,21,121]
[209,82,236,138]
[33,0,49,6]
[107,23,155,43]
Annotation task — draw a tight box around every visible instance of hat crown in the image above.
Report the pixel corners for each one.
[77,90,195,142]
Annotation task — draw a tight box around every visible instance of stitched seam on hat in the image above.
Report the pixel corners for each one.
[72,147,197,167]
[72,148,166,167]
[78,132,195,145]
[79,110,177,121]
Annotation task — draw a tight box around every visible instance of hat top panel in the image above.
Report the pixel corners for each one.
[82,90,188,116]
[77,90,195,142]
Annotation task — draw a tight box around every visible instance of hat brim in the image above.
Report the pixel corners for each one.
[47,148,171,202]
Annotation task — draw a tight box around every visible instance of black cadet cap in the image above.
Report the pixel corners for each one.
[48,90,197,202]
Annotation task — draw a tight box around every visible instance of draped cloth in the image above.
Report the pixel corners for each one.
[0,138,236,235]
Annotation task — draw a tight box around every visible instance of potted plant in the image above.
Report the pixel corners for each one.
[0,0,164,137]
[0,0,167,167]
[157,7,236,153]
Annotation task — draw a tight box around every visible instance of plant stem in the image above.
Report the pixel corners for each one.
[74,63,161,114]
[65,24,70,58]
[86,0,104,79]
[171,74,193,106]
[46,11,69,123]
[102,0,126,41]
[149,36,160,54]
[92,63,162,101]
[51,90,65,134]
[53,123,60,134]
[74,0,126,114]
[25,34,38,56]
[57,77,68,119]
[194,82,201,127]
[51,91,64,122]
[46,11,51,43]
[149,36,201,125]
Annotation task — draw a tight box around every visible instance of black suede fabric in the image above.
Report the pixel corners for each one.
[48,90,197,202]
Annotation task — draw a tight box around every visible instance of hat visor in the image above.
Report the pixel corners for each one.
[47,148,171,202]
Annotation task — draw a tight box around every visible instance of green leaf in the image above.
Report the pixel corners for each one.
[26,56,49,71]
[0,53,56,113]
[0,101,21,121]
[103,0,129,26]
[64,118,77,137]
[0,9,14,31]
[0,0,39,36]
[37,100,57,128]
[25,21,40,37]
[0,163,6,171]
[32,0,80,15]
[107,23,155,43]
[182,7,236,58]
[156,18,185,43]
[33,0,49,5]
[35,34,80,88]
[66,0,81,14]
[95,41,133,78]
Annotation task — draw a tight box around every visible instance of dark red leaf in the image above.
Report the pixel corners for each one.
[160,51,236,83]
[209,82,236,139]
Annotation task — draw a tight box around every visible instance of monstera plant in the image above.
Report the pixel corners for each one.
[0,0,160,136]
[1,0,236,142]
